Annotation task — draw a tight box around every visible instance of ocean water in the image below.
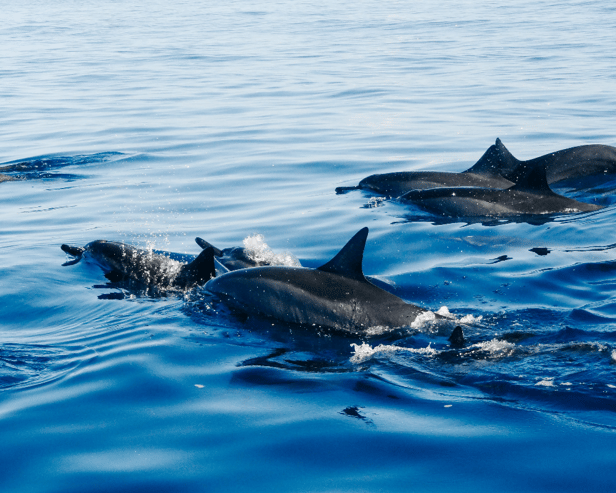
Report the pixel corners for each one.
[1,1,615,491]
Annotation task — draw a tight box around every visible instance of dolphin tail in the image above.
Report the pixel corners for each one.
[465,138,520,180]
[195,237,223,257]
[175,246,217,288]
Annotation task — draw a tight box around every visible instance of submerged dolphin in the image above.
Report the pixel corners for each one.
[205,228,436,332]
[399,161,603,218]
[195,237,301,271]
[336,139,519,196]
[61,240,216,290]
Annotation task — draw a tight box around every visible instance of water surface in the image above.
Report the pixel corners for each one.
[1,1,615,491]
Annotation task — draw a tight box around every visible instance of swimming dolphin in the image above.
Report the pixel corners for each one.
[205,228,437,332]
[195,237,301,271]
[61,240,216,290]
[482,140,616,184]
[399,161,603,218]
[335,139,519,196]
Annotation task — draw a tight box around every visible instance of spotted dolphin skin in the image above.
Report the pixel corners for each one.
[336,139,519,196]
[399,162,603,218]
[205,228,437,333]
[61,240,216,290]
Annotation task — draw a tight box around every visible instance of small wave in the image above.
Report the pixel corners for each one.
[435,306,483,325]
[0,343,95,391]
[468,339,516,356]
[349,342,437,364]
[242,234,301,267]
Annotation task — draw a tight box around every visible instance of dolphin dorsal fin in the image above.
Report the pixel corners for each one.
[465,138,520,179]
[509,161,554,194]
[178,247,217,286]
[195,237,223,257]
[317,227,368,282]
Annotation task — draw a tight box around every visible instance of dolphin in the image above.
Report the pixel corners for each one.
[335,139,519,196]
[61,240,216,290]
[399,161,603,218]
[205,228,438,332]
[483,140,616,184]
[195,237,301,271]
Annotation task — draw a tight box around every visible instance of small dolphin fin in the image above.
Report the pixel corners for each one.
[195,237,223,257]
[177,246,217,288]
[448,326,465,348]
[508,161,553,194]
[317,227,368,282]
[465,138,520,180]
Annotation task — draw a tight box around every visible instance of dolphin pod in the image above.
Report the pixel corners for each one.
[62,229,443,334]
[59,138,616,340]
[400,161,603,217]
[336,138,614,218]
[336,138,616,197]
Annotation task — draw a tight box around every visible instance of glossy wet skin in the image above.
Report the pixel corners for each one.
[206,265,427,332]
[337,138,520,195]
[337,139,616,197]
[205,228,433,332]
[400,186,603,217]
[357,170,514,196]
[64,240,214,289]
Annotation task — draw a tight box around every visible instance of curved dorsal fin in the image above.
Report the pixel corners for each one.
[317,227,368,282]
[195,237,223,257]
[509,161,554,194]
[465,138,520,179]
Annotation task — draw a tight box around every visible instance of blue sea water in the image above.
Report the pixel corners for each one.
[1,1,616,491]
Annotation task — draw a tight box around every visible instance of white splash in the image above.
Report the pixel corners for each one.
[436,306,483,325]
[536,378,555,387]
[363,325,392,336]
[612,350,616,362]
[242,234,301,267]
[470,339,515,355]
[366,196,386,208]
[410,310,437,329]
[350,342,437,364]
